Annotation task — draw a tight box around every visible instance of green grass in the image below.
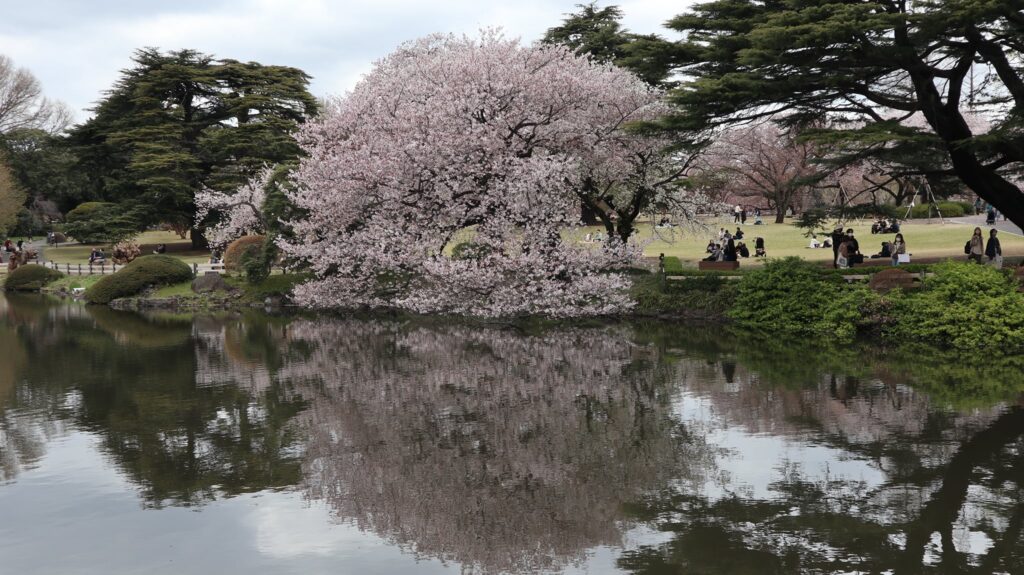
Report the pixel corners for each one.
[44,274,104,292]
[570,218,1024,269]
[151,281,197,298]
[43,230,210,265]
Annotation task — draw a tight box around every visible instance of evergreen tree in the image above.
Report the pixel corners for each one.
[647,0,1024,228]
[69,49,317,248]
[542,3,673,86]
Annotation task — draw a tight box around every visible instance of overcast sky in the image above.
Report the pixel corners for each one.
[0,0,686,122]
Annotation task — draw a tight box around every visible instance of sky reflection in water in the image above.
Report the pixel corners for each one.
[0,293,1020,574]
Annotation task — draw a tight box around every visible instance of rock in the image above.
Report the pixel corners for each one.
[869,268,919,293]
[192,272,228,293]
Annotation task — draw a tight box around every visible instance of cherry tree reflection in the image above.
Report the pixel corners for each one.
[282,320,704,573]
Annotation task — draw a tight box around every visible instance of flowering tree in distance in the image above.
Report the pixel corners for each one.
[282,32,691,317]
[195,166,272,247]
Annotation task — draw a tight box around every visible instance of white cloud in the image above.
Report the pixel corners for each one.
[0,0,689,121]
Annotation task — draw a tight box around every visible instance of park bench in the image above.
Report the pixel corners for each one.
[698,260,740,271]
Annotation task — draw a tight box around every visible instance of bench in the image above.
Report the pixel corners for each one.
[698,260,740,271]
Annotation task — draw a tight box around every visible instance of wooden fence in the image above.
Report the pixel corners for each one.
[0,260,227,276]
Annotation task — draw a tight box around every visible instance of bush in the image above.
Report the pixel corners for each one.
[885,261,1024,350]
[729,257,876,339]
[84,255,193,304]
[4,264,63,291]
[223,235,265,272]
[908,201,964,219]
[632,274,738,317]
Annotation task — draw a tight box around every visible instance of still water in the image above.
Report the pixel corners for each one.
[0,293,1021,574]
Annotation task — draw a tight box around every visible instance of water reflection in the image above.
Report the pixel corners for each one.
[284,320,704,573]
[0,294,1022,574]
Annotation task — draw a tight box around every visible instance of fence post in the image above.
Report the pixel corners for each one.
[66,263,70,274]
[193,263,198,275]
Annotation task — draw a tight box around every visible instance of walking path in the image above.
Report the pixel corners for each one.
[947,215,1023,236]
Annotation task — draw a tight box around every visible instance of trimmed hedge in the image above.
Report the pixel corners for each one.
[84,255,193,304]
[907,201,965,219]
[4,264,64,291]
[224,235,265,272]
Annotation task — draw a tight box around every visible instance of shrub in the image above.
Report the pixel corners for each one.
[84,255,193,304]
[223,235,265,272]
[885,261,1024,350]
[4,264,63,291]
[728,257,876,339]
[632,274,738,317]
[908,201,964,219]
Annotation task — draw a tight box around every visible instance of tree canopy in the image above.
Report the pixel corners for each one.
[68,48,318,247]
[650,0,1024,228]
[542,2,672,86]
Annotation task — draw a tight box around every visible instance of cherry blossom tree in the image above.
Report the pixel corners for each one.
[699,122,834,223]
[194,166,271,247]
[280,32,692,317]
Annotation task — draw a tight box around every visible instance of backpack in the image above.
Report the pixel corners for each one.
[964,241,971,254]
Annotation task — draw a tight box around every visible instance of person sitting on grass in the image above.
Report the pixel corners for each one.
[754,237,766,257]
[737,241,750,258]
[808,235,821,249]
[705,240,716,254]
[734,227,744,240]
[88,248,106,265]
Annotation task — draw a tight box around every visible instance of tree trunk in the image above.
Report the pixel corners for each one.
[617,220,634,244]
[896,407,1024,573]
[947,148,1024,230]
[774,207,786,224]
[189,226,209,250]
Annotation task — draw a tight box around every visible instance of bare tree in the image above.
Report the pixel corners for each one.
[0,55,71,134]
[700,123,834,223]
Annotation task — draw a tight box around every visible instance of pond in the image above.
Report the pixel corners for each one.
[0,293,1021,574]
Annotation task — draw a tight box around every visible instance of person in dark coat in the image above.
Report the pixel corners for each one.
[723,238,738,261]
[986,229,1002,267]
[830,227,845,268]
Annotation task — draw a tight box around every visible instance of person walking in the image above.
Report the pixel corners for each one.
[733,204,742,223]
[967,227,985,263]
[891,233,906,266]
[986,229,1003,268]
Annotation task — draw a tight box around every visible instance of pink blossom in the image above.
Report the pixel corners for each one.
[281,32,675,317]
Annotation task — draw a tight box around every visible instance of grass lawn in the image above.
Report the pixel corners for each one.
[43,231,210,265]
[570,217,1024,268]
[44,274,103,292]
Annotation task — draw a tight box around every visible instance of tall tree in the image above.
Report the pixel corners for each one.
[0,157,26,236]
[0,128,89,214]
[282,33,696,317]
[0,55,71,134]
[700,123,833,222]
[69,49,317,248]
[648,0,1024,228]
[542,3,673,86]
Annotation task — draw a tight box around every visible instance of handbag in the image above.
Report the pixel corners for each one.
[897,254,911,263]
[991,255,1004,269]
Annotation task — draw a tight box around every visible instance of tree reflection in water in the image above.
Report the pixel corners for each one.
[283,320,706,574]
[619,328,1024,574]
[1,294,1022,574]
